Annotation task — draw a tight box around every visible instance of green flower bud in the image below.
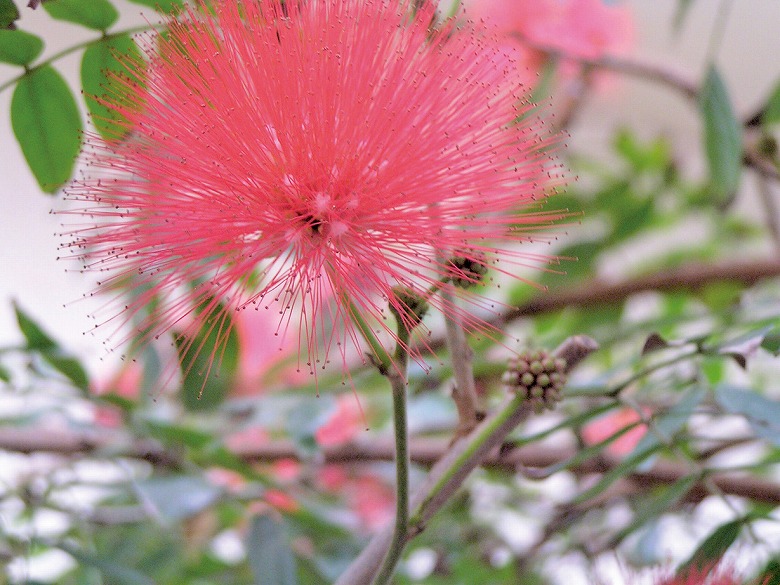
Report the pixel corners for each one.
[389,286,429,331]
[447,252,489,289]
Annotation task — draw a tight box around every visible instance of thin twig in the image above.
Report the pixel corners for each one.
[511,33,699,101]
[439,287,479,438]
[755,170,780,248]
[504,258,780,321]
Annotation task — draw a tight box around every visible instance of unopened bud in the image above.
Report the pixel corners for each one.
[503,348,568,412]
[389,286,429,331]
[447,252,489,289]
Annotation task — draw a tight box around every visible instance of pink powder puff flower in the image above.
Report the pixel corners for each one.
[463,0,634,86]
[62,0,563,381]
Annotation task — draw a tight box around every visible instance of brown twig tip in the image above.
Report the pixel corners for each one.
[553,335,599,373]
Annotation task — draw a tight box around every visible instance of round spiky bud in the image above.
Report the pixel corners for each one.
[447,252,489,289]
[504,349,567,413]
[389,286,429,331]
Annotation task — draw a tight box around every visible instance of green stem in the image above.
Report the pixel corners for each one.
[371,329,411,585]
[409,391,526,527]
[607,348,699,397]
[0,25,160,94]
[344,296,393,374]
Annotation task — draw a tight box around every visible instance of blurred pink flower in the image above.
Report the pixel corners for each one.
[92,360,143,400]
[225,425,270,453]
[261,489,300,513]
[63,0,562,382]
[581,406,648,457]
[232,306,308,396]
[350,475,395,532]
[271,458,301,483]
[90,361,143,427]
[315,465,394,532]
[314,396,365,447]
[206,467,246,493]
[463,0,634,86]
[317,464,349,492]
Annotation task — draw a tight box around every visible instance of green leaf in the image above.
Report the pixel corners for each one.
[0,29,44,65]
[142,419,214,449]
[137,475,222,522]
[756,558,780,585]
[614,128,670,173]
[631,385,705,456]
[11,65,82,193]
[43,0,118,30]
[125,0,183,14]
[247,515,298,585]
[573,444,663,505]
[286,399,330,459]
[762,331,780,355]
[713,325,775,369]
[0,0,19,28]
[673,0,694,33]
[762,79,780,126]
[57,542,155,585]
[715,385,780,446]
[611,475,698,546]
[81,33,144,141]
[176,305,239,412]
[14,302,57,350]
[43,352,89,391]
[607,196,656,245]
[677,519,742,577]
[699,66,743,203]
[13,303,89,390]
[539,241,600,289]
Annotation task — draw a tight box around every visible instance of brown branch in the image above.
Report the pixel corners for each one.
[511,33,699,101]
[507,258,780,320]
[418,258,780,357]
[2,428,778,505]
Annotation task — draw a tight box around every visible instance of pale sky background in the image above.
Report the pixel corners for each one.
[1,0,780,378]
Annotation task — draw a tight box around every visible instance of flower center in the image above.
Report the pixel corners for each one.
[301,213,324,234]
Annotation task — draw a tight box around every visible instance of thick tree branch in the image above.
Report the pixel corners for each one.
[0,427,777,505]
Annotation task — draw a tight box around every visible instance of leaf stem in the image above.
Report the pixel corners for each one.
[439,286,479,437]
[0,25,160,94]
